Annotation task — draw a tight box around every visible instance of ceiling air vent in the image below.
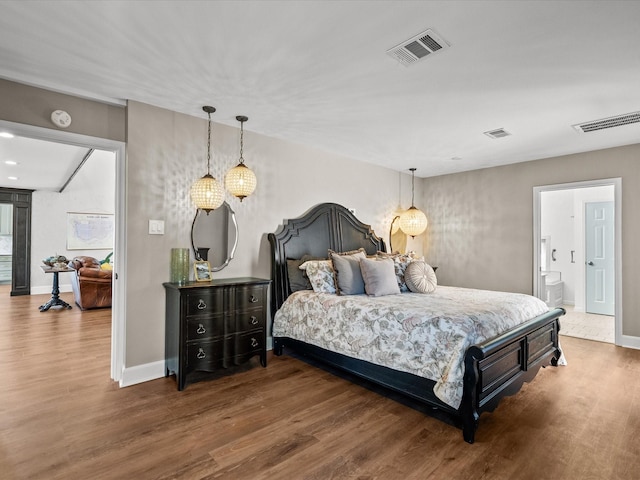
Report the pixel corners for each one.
[387,29,450,67]
[484,128,511,139]
[573,111,640,133]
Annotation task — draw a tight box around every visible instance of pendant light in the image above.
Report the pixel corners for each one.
[190,106,225,214]
[225,115,257,201]
[398,167,428,237]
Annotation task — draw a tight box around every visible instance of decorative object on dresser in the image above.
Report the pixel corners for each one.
[193,260,211,282]
[170,248,190,284]
[164,277,270,390]
[190,106,225,213]
[268,202,565,443]
[225,115,257,201]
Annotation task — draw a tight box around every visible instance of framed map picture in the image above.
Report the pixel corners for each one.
[67,212,114,250]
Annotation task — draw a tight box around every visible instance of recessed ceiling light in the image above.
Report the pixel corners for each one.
[8,176,18,180]
[0,132,15,138]
[4,160,18,165]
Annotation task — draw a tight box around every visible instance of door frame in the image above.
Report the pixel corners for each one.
[0,119,126,382]
[533,178,622,345]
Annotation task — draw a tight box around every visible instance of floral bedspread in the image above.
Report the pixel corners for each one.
[272,286,550,409]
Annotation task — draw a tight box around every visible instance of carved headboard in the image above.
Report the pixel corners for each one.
[267,203,386,316]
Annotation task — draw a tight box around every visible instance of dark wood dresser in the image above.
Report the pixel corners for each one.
[163,277,270,390]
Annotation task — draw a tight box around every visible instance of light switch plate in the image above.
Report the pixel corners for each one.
[148,219,165,235]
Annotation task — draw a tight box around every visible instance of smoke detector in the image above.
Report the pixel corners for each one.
[387,29,450,67]
[573,111,640,133]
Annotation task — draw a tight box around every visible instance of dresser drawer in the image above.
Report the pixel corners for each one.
[235,285,265,311]
[187,338,225,371]
[234,330,264,356]
[234,310,266,333]
[186,289,224,316]
[186,315,225,341]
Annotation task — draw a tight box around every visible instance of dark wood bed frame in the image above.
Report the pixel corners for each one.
[268,203,564,443]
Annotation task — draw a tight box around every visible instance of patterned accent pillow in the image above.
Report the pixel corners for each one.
[299,260,336,294]
[376,251,415,292]
[404,260,438,294]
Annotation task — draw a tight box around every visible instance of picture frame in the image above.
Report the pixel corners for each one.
[193,260,212,282]
[66,212,114,250]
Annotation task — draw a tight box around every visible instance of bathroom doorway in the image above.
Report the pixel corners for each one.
[533,179,620,344]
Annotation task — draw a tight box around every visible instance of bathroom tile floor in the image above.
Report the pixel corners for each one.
[559,305,614,344]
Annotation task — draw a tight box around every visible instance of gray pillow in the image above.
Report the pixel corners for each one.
[360,257,401,297]
[329,250,366,295]
[404,260,437,293]
[286,254,319,292]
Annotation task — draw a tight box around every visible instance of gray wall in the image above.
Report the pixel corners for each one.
[0,79,125,142]
[421,144,640,337]
[124,101,416,367]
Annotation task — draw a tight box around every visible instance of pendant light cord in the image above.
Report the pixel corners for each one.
[410,167,416,207]
[239,119,245,164]
[206,111,212,175]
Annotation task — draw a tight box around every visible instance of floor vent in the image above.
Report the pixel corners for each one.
[386,29,450,67]
[573,111,640,133]
[484,128,511,139]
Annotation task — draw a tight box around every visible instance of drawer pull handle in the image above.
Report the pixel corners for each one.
[196,348,206,359]
[197,299,207,310]
[249,295,258,303]
[196,324,206,334]
[250,316,258,325]
[250,338,259,348]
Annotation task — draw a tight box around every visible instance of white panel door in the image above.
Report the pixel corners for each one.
[585,201,614,315]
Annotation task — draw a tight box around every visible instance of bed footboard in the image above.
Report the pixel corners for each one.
[460,307,564,443]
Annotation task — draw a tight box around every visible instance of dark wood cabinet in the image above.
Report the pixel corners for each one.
[163,277,270,390]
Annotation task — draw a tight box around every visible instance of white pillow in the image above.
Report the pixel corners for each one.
[404,260,437,294]
[299,260,336,294]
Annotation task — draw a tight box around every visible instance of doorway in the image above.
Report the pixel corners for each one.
[0,118,126,382]
[0,203,13,284]
[533,179,621,345]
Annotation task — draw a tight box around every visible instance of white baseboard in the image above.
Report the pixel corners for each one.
[619,335,640,350]
[119,360,165,388]
[118,341,275,389]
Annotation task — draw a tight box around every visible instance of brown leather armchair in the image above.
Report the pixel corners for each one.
[69,256,112,310]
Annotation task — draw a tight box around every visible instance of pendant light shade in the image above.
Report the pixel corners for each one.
[399,168,428,237]
[191,106,224,213]
[225,115,257,201]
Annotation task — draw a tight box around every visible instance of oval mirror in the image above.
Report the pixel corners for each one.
[389,216,407,254]
[190,202,238,272]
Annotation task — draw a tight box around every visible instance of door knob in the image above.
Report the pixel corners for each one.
[587,261,594,266]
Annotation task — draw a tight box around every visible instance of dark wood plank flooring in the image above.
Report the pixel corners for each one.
[1,286,639,479]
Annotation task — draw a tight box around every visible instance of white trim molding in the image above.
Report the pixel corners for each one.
[119,361,165,388]
[533,178,623,347]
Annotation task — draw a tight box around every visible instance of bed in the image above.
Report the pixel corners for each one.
[268,202,564,443]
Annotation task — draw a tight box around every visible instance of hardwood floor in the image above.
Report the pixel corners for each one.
[2,287,640,479]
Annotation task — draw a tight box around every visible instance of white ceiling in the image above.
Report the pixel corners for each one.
[1,0,640,186]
